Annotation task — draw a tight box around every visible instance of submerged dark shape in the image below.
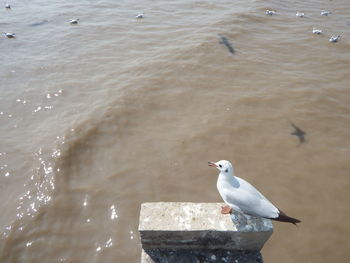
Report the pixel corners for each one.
[218,34,235,54]
[288,120,306,143]
[30,20,49,27]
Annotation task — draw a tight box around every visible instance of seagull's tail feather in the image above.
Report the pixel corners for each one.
[272,210,301,225]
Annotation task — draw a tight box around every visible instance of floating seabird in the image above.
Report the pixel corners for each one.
[288,120,306,143]
[312,28,322,34]
[321,10,331,16]
[329,35,341,42]
[265,10,276,15]
[69,19,79,25]
[3,32,15,38]
[136,13,144,19]
[208,160,301,225]
[5,3,11,9]
[296,12,305,17]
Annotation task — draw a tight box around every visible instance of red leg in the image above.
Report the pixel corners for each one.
[221,205,233,214]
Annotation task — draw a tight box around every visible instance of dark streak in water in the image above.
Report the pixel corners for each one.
[218,34,235,55]
[29,20,49,27]
[288,120,306,143]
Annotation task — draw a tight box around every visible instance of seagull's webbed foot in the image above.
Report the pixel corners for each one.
[221,205,233,214]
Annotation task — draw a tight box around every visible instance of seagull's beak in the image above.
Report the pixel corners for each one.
[208,162,217,167]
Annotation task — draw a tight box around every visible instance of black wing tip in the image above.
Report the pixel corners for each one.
[272,215,301,225]
[272,210,301,225]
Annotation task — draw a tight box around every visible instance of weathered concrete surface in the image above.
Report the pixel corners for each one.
[141,248,263,263]
[139,202,273,251]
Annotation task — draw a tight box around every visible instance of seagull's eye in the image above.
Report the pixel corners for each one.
[219,164,222,168]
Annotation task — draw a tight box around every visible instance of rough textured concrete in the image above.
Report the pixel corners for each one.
[141,248,263,263]
[139,202,273,251]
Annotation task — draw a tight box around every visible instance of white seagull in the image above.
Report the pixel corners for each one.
[296,12,305,17]
[329,35,341,42]
[265,10,276,16]
[69,19,79,25]
[208,160,301,224]
[136,13,144,19]
[5,3,11,9]
[321,10,331,16]
[312,27,322,34]
[3,32,15,38]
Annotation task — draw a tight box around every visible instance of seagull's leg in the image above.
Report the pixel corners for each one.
[221,206,233,214]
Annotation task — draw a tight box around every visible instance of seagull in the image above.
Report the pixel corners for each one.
[312,27,322,34]
[296,12,305,17]
[208,160,301,225]
[3,32,15,38]
[265,10,276,15]
[136,13,144,19]
[69,19,79,25]
[329,35,341,42]
[288,120,306,143]
[321,10,331,16]
[5,3,11,9]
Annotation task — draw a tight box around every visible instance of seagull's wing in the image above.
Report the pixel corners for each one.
[223,177,279,219]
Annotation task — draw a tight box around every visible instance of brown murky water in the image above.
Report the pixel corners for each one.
[1,0,350,262]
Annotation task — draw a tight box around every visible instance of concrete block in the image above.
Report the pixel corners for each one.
[141,248,263,263]
[138,202,273,251]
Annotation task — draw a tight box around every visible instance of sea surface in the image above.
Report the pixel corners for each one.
[1,0,350,262]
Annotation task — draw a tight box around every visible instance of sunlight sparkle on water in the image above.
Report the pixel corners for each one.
[44,165,53,175]
[83,195,88,207]
[52,149,61,158]
[105,238,113,248]
[110,205,118,220]
[16,99,27,104]
[2,226,12,239]
[33,106,42,113]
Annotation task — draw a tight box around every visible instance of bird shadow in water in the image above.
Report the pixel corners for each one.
[287,119,306,144]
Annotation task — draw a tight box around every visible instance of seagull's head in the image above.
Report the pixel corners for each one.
[208,160,233,175]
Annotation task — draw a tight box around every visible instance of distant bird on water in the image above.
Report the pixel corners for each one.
[265,10,276,15]
[288,120,306,143]
[136,13,144,19]
[209,160,301,225]
[329,35,341,43]
[3,32,15,38]
[312,28,322,34]
[296,12,305,17]
[69,19,79,25]
[5,3,11,9]
[321,10,331,16]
